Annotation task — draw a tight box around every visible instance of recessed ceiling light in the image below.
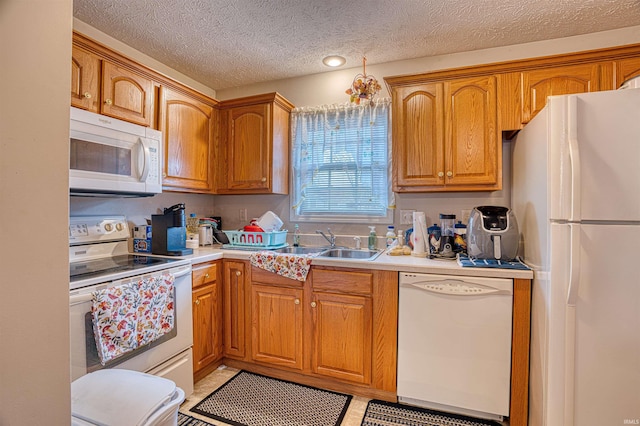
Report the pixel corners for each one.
[322,55,346,67]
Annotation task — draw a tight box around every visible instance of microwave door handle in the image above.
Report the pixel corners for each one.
[137,138,151,182]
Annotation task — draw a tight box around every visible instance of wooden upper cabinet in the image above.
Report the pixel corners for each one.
[392,83,444,188]
[521,63,601,123]
[388,75,500,192]
[445,76,499,188]
[228,103,270,190]
[160,87,216,193]
[101,61,154,127]
[614,57,640,88]
[71,45,100,113]
[218,93,293,194]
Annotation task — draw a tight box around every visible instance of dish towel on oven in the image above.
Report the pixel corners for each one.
[91,273,175,364]
[249,251,313,281]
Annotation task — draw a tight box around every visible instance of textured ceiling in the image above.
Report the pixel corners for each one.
[73,0,640,90]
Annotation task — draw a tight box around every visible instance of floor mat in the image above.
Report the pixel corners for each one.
[360,400,502,426]
[178,412,216,426]
[190,370,352,426]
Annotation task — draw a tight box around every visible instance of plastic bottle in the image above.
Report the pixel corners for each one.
[293,224,301,247]
[385,225,396,248]
[368,226,377,250]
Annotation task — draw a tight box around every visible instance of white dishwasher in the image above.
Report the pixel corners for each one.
[397,272,513,421]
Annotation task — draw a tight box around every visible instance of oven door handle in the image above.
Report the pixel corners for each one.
[171,265,192,278]
[69,293,94,305]
[70,265,191,305]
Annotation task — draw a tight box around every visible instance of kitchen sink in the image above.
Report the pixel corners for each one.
[316,248,382,260]
[273,246,327,255]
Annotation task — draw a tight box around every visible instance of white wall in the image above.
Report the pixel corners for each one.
[0,0,72,424]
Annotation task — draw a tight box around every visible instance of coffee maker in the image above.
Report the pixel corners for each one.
[151,203,193,256]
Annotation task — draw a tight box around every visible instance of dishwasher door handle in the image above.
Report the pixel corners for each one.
[403,281,511,296]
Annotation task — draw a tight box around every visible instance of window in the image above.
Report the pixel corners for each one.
[290,99,393,223]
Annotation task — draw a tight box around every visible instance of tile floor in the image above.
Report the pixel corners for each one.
[179,365,370,426]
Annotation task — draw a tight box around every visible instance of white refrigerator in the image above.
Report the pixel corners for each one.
[511,88,640,426]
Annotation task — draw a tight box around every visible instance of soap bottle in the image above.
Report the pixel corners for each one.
[368,226,377,250]
[385,225,396,248]
[293,224,301,247]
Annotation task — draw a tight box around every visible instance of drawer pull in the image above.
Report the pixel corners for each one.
[205,273,210,279]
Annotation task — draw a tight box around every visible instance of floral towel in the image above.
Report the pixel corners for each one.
[249,251,313,281]
[91,273,175,364]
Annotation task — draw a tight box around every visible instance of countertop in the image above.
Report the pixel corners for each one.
[178,246,534,280]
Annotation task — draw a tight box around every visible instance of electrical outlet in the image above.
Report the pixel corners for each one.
[461,209,471,224]
[400,209,416,225]
[239,208,248,222]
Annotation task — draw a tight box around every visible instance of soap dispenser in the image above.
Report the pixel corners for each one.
[368,226,377,250]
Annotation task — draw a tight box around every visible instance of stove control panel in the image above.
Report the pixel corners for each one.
[69,216,130,245]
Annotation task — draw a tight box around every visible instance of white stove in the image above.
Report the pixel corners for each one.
[68,215,194,396]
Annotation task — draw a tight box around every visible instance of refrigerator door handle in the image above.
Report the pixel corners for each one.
[567,96,582,222]
[567,223,581,306]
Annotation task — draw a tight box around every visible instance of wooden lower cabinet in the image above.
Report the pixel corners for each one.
[222,260,248,359]
[192,261,222,381]
[311,291,372,384]
[251,283,304,369]
[223,261,398,400]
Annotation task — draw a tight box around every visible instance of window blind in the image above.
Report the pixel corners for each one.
[290,99,392,222]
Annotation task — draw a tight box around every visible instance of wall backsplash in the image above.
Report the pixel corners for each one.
[69,192,216,228]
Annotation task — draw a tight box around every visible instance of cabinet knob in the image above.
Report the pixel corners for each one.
[447,171,453,177]
[310,301,317,308]
[105,99,112,105]
[261,177,267,182]
[195,299,200,306]
[438,172,444,178]
[205,273,210,279]
[83,92,92,99]
[294,299,300,305]
[235,271,241,277]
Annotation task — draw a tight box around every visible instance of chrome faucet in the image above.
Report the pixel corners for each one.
[316,228,336,247]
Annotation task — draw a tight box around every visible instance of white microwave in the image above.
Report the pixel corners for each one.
[69,107,163,197]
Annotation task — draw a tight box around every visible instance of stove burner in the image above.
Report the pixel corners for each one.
[70,254,178,283]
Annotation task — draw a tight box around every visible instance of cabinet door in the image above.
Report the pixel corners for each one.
[522,63,601,123]
[392,83,445,190]
[101,61,154,126]
[311,291,372,385]
[160,87,216,192]
[251,284,303,370]
[192,282,220,373]
[71,46,100,113]
[614,57,640,88]
[226,104,271,191]
[444,76,499,188]
[223,261,247,359]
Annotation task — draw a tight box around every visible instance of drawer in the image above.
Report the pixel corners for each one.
[312,268,372,295]
[192,262,217,288]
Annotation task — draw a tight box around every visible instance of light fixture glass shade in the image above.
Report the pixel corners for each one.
[345,57,381,105]
[322,55,346,67]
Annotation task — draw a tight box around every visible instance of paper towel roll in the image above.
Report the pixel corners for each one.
[412,212,428,257]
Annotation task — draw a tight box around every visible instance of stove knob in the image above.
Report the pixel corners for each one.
[104,223,113,232]
[116,223,124,231]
